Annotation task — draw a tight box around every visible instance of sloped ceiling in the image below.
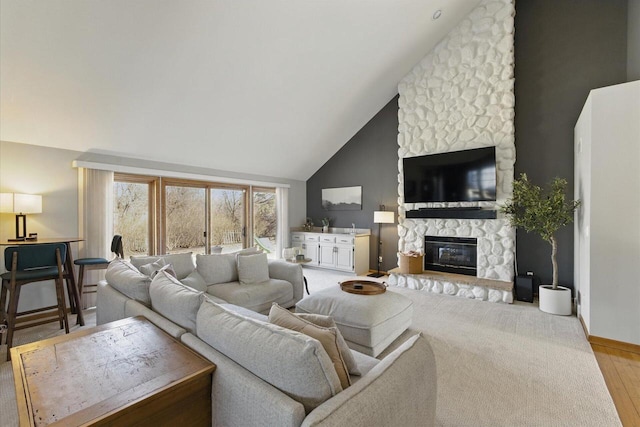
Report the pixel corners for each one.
[1,0,481,181]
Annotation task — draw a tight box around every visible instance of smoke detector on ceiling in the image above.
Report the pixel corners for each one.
[432,10,442,20]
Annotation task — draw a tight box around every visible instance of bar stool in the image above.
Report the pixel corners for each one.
[74,235,123,308]
[0,243,69,361]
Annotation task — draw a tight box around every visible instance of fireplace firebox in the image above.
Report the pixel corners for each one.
[424,236,477,276]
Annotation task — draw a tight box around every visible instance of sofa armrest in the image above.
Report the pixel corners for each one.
[268,260,304,304]
[181,333,306,427]
[96,280,128,325]
[301,334,437,427]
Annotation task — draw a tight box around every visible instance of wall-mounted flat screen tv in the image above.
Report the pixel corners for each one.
[403,146,496,203]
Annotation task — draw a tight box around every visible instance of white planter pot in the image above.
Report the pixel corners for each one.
[538,285,572,315]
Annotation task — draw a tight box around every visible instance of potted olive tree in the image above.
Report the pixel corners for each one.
[501,173,580,315]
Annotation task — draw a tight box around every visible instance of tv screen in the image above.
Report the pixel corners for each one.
[403,147,496,203]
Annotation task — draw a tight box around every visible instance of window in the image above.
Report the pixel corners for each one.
[113,174,156,257]
[210,187,247,254]
[164,183,206,255]
[114,174,273,257]
[252,187,276,258]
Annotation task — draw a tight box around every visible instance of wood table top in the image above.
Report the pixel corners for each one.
[11,316,215,427]
[0,237,84,246]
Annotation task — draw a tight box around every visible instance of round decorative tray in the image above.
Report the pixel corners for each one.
[339,280,386,295]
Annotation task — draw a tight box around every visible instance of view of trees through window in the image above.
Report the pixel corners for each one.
[113,181,150,257]
[113,175,277,257]
[165,185,206,254]
[210,188,245,253]
[253,189,276,257]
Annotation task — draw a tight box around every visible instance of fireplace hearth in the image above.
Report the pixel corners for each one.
[424,236,477,276]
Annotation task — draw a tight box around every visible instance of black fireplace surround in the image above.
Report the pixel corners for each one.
[424,236,477,276]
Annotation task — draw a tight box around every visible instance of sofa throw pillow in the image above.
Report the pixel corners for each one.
[197,297,342,413]
[138,259,177,279]
[138,258,165,276]
[237,253,270,285]
[196,253,237,285]
[104,258,152,306]
[130,252,195,280]
[269,303,351,389]
[296,312,361,376]
[149,270,203,334]
[180,270,208,292]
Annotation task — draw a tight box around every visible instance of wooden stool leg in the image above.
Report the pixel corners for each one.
[0,281,6,345]
[0,280,7,324]
[77,265,85,311]
[55,277,70,334]
[5,283,21,361]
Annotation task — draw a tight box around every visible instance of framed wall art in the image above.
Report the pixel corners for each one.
[321,186,362,211]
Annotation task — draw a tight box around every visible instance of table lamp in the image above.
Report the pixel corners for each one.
[368,206,395,278]
[0,193,42,241]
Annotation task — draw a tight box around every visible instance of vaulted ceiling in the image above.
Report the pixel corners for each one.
[1,0,481,181]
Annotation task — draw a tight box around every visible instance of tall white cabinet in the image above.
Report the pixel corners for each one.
[574,80,640,346]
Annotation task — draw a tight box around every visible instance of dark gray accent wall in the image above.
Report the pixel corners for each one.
[514,0,628,288]
[629,0,640,80]
[306,96,399,273]
[307,1,630,280]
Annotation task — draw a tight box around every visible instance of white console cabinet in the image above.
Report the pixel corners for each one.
[291,229,370,275]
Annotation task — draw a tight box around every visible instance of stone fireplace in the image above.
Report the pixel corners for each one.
[387,0,516,303]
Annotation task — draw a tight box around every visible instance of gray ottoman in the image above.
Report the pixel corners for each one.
[295,286,413,357]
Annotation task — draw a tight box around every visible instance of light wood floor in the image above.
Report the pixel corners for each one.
[591,343,640,426]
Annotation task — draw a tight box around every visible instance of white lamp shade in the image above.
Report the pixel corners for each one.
[373,211,395,224]
[0,193,42,214]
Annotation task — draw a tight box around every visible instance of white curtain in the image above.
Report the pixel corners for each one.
[78,168,114,306]
[275,187,289,259]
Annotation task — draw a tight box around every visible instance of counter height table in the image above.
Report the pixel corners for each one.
[0,238,84,326]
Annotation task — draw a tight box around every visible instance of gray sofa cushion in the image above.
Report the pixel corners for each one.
[149,270,203,334]
[196,248,262,285]
[130,252,195,280]
[196,298,342,413]
[206,279,293,313]
[197,253,238,284]
[104,258,152,306]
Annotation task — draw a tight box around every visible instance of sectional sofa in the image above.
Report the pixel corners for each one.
[96,251,438,426]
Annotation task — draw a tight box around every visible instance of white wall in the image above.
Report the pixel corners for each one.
[1,140,306,310]
[0,141,81,311]
[574,81,640,345]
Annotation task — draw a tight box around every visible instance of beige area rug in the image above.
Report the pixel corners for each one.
[0,269,622,427]
[0,310,97,427]
[302,267,621,427]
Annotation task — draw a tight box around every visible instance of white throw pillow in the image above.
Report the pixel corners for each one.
[269,304,351,389]
[104,258,152,306]
[138,258,166,276]
[196,297,342,412]
[130,252,195,279]
[138,259,177,279]
[149,270,203,334]
[180,270,208,292]
[237,253,269,284]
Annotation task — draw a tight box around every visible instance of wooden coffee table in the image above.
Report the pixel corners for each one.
[11,316,215,427]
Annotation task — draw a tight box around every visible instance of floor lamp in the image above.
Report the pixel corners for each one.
[368,207,395,278]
